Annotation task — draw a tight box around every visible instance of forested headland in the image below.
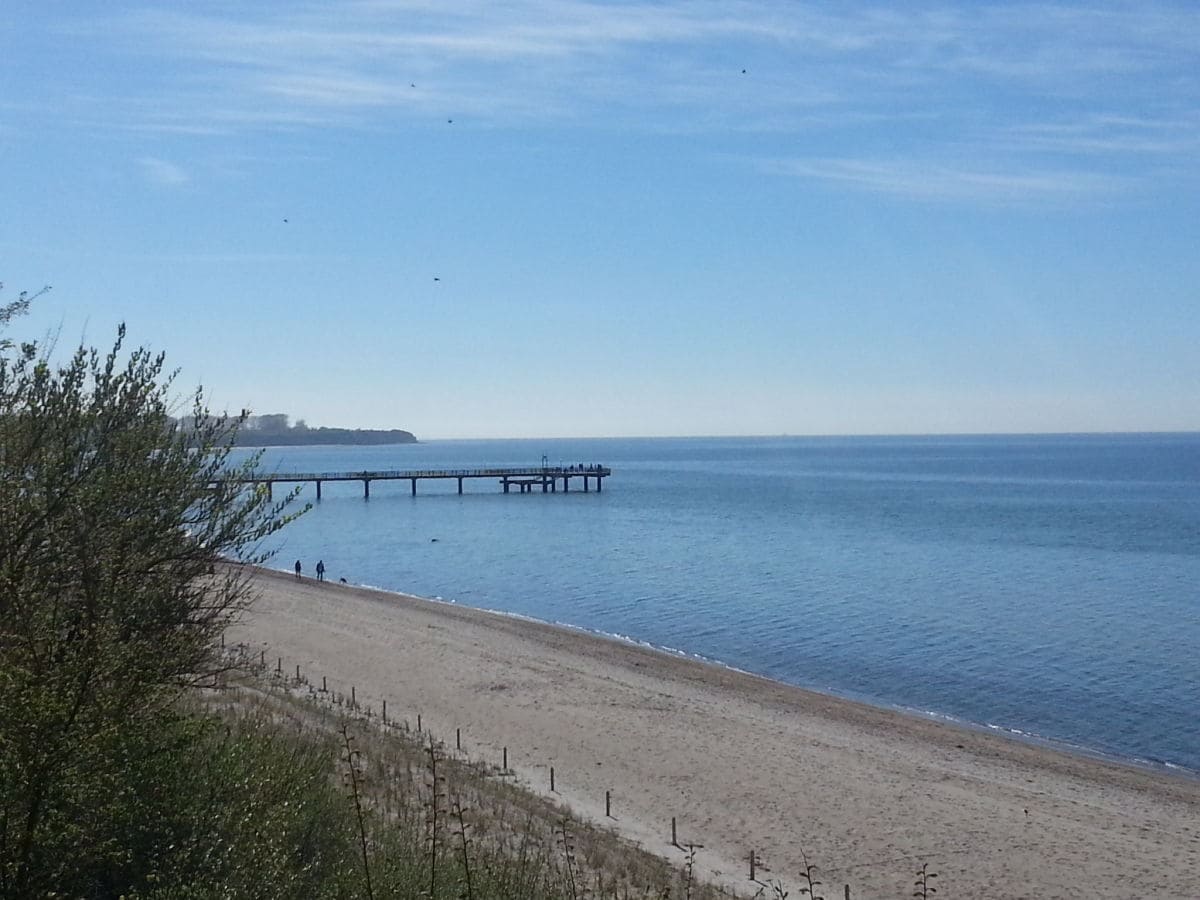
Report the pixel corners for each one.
[177,412,417,446]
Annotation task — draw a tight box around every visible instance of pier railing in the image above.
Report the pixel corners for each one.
[224,465,611,498]
[246,466,609,482]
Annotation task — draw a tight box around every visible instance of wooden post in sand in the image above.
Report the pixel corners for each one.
[550,767,556,792]
[503,747,508,771]
[749,850,755,880]
[260,649,265,667]
[456,728,461,751]
[322,675,327,692]
[605,790,611,818]
[671,817,678,847]
[295,663,300,682]
[844,886,851,900]
[382,700,387,723]
[417,713,422,732]
[351,685,356,707]
[276,656,281,674]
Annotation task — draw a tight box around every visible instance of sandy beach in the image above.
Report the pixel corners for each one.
[229,568,1200,899]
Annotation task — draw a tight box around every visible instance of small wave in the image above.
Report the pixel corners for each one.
[583,627,735,668]
[909,708,964,725]
[479,607,552,625]
[973,722,1200,779]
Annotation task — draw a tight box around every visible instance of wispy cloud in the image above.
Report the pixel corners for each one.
[137,156,189,186]
[1001,114,1200,157]
[30,1,1200,206]
[103,2,1198,123]
[764,156,1131,207]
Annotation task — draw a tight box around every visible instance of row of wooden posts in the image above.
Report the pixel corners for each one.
[239,642,856,899]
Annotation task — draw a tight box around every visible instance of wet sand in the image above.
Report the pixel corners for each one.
[229,568,1200,899]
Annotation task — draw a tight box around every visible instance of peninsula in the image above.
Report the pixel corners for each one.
[231,413,416,447]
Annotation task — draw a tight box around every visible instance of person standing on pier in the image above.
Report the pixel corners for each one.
[316,560,325,582]
[294,559,302,580]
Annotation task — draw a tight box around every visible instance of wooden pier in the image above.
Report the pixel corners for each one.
[238,465,611,499]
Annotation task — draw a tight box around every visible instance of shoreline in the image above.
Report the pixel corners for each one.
[277,566,1199,783]
[481,603,1199,782]
[231,566,1200,898]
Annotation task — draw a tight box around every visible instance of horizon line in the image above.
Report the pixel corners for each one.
[376,429,1200,443]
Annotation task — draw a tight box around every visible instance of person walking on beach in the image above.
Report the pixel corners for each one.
[316,560,325,582]
[294,559,302,579]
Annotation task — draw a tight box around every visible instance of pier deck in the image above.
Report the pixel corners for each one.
[236,465,611,499]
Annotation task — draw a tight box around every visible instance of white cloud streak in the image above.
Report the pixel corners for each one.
[137,156,189,186]
[1002,114,1200,157]
[106,3,1197,115]
[37,1,1200,205]
[764,156,1131,206]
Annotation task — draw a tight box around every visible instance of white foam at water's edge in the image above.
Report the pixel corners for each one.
[299,566,743,669]
[277,565,1200,781]
[973,720,1200,779]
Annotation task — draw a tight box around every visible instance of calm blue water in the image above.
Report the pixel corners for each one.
[237,434,1200,773]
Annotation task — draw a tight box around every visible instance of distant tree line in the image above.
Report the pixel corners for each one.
[173,412,417,446]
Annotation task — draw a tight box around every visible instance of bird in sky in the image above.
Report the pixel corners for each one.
[282,218,288,223]
[433,276,440,282]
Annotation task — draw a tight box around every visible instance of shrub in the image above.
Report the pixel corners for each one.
[0,303,300,895]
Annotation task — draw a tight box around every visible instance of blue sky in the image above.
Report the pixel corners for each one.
[2,1,1198,438]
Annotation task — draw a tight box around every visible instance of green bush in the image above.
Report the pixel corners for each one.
[0,298,300,896]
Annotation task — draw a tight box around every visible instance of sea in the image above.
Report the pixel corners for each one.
[235,433,1200,775]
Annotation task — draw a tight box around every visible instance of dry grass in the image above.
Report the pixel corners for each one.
[207,644,739,899]
[208,645,946,899]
